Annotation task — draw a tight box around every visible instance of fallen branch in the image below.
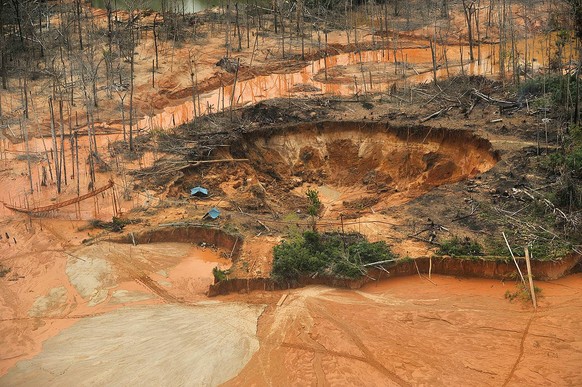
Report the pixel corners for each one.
[408,234,442,246]
[420,106,453,122]
[362,259,396,267]
[471,89,521,109]
[502,232,526,286]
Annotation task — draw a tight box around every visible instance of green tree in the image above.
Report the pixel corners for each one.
[306,189,321,231]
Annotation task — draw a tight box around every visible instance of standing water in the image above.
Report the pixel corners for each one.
[91,0,220,13]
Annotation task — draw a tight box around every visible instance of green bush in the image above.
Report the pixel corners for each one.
[271,231,396,281]
[505,283,542,303]
[518,74,578,105]
[212,267,229,283]
[333,259,362,278]
[348,240,396,264]
[436,236,483,257]
[543,125,582,209]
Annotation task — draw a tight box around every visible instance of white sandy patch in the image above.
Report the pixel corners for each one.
[108,290,153,304]
[28,287,68,317]
[65,256,116,305]
[2,303,265,386]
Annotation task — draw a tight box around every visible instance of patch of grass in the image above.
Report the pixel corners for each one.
[436,236,483,257]
[505,282,542,304]
[0,265,11,278]
[271,231,397,281]
[282,212,301,238]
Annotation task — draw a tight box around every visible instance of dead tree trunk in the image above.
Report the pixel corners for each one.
[462,0,475,62]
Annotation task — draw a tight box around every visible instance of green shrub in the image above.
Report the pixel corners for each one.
[333,259,362,278]
[271,231,396,281]
[212,267,229,283]
[437,236,483,257]
[518,74,578,105]
[542,125,582,209]
[348,240,397,264]
[505,283,542,303]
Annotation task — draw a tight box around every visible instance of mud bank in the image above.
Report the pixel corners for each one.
[109,225,242,258]
[208,253,582,296]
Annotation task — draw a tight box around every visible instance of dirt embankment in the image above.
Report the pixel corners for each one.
[109,225,242,258]
[208,253,582,296]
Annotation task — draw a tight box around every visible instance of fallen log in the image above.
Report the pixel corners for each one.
[471,88,522,109]
[3,180,114,214]
[362,258,397,267]
[420,106,453,122]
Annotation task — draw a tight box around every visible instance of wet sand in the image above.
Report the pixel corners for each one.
[227,275,582,386]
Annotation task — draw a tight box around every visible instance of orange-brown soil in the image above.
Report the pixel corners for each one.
[1,0,580,384]
[225,275,582,386]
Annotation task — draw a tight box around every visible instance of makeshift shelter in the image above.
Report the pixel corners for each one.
[190,186,209,197]
[203,207,221,220]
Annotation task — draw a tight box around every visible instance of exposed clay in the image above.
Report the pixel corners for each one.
[237,121,498,204]
[110,225,242,257]
[208,253,582,296]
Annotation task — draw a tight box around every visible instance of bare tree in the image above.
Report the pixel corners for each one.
[461,0,476,62]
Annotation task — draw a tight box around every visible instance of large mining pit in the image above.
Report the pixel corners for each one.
[181,121,499,214]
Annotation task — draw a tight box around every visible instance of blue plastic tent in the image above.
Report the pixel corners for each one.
[203,207,221,220]
[190,186,209,196]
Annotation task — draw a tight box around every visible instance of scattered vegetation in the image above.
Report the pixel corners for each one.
[544,124,582,210]
[436,236,483,257]
[505,283,543,303]
[0,265,11,278]
[485,236,572,261]
[519,74,579,107]
[87,217,137,232]
[271,231,396,281]
[212,267,230,283]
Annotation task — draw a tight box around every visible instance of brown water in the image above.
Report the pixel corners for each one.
[141,36,555,131]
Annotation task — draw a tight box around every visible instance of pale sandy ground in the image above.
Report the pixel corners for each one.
[1,302,264,386]
[0,220,241,377]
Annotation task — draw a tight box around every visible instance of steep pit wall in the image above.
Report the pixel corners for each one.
[110,226,242,260]
[234,121,499,201]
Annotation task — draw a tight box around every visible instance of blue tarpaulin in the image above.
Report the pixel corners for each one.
[190,186,209,196]
[203,207,221,220]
